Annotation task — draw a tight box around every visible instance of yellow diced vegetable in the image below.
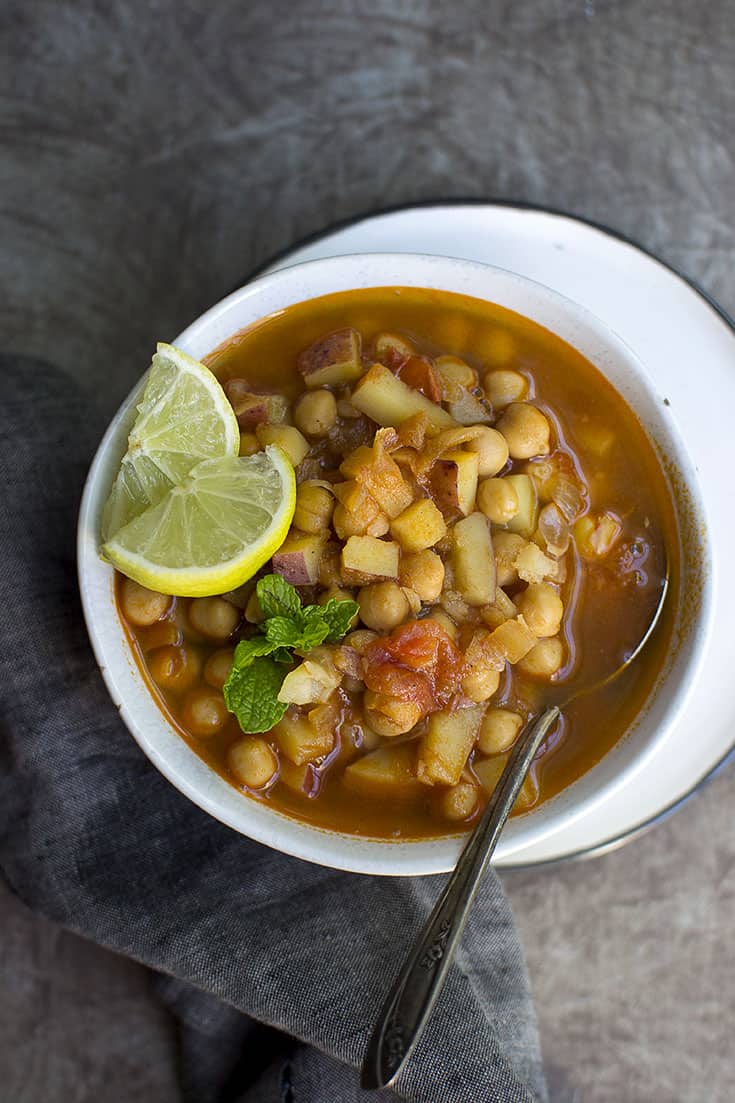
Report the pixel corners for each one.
[341,535,400,580]
[430,449,479,517]
[343,745,423,799]
[272,714,335,766]
[514,542,557,584]
[272,531,327,585]
[452,512,496,606]
[297,328,363,387]
[351,363,456,429]
[390,499,447,552]
[417,705,484,786]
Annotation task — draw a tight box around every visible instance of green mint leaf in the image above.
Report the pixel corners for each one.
[264,615,305,650]
[257,574,302,621]
[272,646,293,664]
[318,597,360,641]
[223,655,288,734]
[297,606,331,651]
[232,636,277,669]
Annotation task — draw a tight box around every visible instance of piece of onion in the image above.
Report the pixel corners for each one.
[538,502,571,556]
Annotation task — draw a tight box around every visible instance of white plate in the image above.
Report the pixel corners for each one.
[254,201,735,867]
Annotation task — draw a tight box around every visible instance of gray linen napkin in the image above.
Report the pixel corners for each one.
[0,355,547,1103]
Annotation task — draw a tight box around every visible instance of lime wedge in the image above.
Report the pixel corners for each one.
[103,447,296,596]
[101,343,240,541]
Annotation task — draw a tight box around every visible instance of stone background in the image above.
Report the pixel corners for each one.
[2,2,734,1099]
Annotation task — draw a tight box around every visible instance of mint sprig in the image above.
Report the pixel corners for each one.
[222,575,359,735]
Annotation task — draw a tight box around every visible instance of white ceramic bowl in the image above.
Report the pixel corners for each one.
[77,253,712,875]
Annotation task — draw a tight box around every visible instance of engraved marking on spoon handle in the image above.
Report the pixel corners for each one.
[361,706,561,1091]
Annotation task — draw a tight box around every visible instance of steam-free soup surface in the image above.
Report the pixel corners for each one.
[117,287,677,838]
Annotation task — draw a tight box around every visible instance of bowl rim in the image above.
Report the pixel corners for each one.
[77,251,713,875]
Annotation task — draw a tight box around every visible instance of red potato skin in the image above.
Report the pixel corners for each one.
[297,328,360,377]
[224,380,286,428]
[271,550,318,586]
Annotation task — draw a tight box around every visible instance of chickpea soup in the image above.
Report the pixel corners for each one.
[116,287,678,839]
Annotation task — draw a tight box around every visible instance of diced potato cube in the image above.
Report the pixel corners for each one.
[430,449,479,517]
[452,512,496,606]
[341,535,400,581]
[272,714,334,766]
[272,531,326,585]
[417,705,484,786]
[390,499,447,553]
[514,542,557,584]
[277,656,342,705]
[224,381,289,428]
[278,759,313,795]
[255,424,310,467]
[352,363,455,429]
[503,474,538,537]
[343,745,424,799]
[297,328,363,387]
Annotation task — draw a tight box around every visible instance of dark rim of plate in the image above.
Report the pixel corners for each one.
[238,197,735,870]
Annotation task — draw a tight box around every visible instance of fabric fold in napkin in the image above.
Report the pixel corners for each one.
[0,356,547,1103]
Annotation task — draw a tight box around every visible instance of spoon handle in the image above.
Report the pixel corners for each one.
[361,705,560,1091]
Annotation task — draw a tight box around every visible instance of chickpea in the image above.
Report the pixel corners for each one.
[496,403,551,459]
[120,578,171,627]
[484,369,528,408]
[294,482,334,534]
[148,644,200,692]
[228,736,279,789]
[436,781,480,822]
[357,581,410,632]
[493,531,526,587]
[203,648,235,689]
[294,389,337,437]
[424,608,459,641]
[188,596,240,641]
[477,477,519,525]
[478,709,524,755]
[238,431,260,456]
[515,583,563,638]
[462,663,501,704]
[181,688,229,738]
[518,636,565,679]
[398,550,445,604]
[364,690,423,737]
[465,427,509,477]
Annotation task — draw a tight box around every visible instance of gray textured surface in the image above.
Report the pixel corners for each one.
[2,1,734,1100]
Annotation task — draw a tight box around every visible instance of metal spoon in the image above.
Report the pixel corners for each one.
[361,567,669,1091]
